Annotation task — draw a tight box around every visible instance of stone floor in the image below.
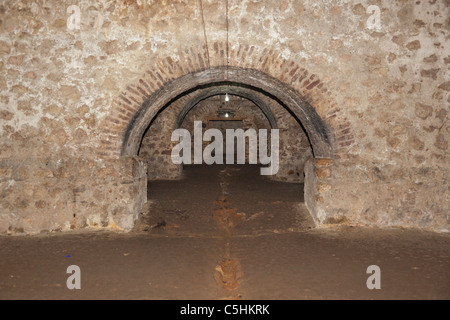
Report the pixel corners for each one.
[0,165,449,300]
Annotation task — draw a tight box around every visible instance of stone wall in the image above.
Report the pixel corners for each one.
[305,158,449,231]
[138,97,185,181]
[0,156,146,234]
[0,0,448,233]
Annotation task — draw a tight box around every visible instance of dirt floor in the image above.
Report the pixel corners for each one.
[0,165,449,300]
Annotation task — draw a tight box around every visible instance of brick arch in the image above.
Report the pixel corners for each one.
[99,44,354,160]
[174,84,279,130]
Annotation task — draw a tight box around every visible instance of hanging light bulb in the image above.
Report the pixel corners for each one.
[225,93,230,102]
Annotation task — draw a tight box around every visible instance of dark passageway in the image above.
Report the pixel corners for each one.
[136,165,315,237]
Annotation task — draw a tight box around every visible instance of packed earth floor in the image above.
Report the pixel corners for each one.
[0,165,449,300]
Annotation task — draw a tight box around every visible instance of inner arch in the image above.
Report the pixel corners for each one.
[174,84,278,130]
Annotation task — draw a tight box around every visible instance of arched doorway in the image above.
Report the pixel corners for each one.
[115,67,335,231]
[98,59,351,231]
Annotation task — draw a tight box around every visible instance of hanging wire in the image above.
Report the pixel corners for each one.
[199,0,213,79]
[225,0,229,81]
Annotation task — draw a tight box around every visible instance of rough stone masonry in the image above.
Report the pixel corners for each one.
[0,0,448,234]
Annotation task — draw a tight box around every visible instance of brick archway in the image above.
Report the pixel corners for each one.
[98,44,354,161]
[97,46,356,228]
[126,67,331,158]
[105,66,337,159]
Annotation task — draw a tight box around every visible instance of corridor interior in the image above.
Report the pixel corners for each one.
[0,0,448,302]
